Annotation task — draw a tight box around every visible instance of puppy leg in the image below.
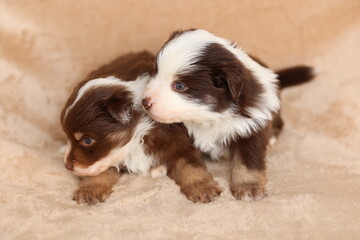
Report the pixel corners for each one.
[167,155,222,203]
[230,126,270,201]
[72,167,121,205]
[270,112,284,146]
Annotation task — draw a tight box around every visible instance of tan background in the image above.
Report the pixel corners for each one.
[1,0,360,239]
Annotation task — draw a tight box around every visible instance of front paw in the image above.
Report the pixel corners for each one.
[230,182,267,201]
[181,179,222,203]
[72,185,113,205]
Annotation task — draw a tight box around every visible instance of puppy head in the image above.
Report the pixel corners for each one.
[142,29,279,124]
[60,77,140,176]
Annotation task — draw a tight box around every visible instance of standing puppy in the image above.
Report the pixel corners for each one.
[142,29,315,201]
[61,51,222,204]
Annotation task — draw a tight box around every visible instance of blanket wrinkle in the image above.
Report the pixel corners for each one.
[1,1,360,240]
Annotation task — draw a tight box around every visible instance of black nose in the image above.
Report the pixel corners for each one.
[65,161,73,171]
[142,97,152,110]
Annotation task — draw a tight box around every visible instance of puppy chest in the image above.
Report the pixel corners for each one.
[122,140,154,173]
[186,129,227,160]
[121,117,156,173]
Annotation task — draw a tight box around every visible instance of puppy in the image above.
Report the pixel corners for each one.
[60,51,221,205]
[142,29,315,201]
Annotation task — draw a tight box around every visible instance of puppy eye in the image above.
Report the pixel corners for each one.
[81,137,94,146]
[172,81,188,92]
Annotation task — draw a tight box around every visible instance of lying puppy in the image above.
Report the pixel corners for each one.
[142,29,315,201]
[60,51,221,205]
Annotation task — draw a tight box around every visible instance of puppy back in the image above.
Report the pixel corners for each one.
[86,51,155,81]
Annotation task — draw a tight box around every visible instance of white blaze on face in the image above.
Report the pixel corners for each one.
[143,78,213,123]
[143,29,280,126]
[64,75,150,121]
[71,116,155,177]
[64,76,123,120]
[143,30,215,123]
[63,74,152,176]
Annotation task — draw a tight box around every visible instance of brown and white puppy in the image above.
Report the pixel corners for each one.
[142,29,315,201]
[60,51,221,205]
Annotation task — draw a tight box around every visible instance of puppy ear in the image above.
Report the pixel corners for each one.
[226,65,253,100]
[106,99,133,125]
[207,44,255,100]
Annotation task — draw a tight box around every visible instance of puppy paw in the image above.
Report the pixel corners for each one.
[72,185,113,205]
[230,182,267,202]
[182,179,222,203]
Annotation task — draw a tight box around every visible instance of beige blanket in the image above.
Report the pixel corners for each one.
[1,1,359,239]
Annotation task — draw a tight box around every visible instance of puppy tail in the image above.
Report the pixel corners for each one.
[276,66,317,89]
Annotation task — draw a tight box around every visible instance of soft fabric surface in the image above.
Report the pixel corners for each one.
[1,1,359,239]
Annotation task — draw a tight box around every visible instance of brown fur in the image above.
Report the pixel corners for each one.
[163,36,272,201]
[150,29,315,201]
[167,158,222,203]
[61,86,142,170]
[144,124,222,203]
[229,123,271,200]
[61,51,155,120]
[276,66,315,89]
[87,51,156,80]
[177,43,265,116]
[153,29,196,74]
[61,51,221,204]
[73,167,121,205]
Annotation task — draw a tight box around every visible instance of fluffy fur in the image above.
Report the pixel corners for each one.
[60,51,222,205]
[142,29,315,201]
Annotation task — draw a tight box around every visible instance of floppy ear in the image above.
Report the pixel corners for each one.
[205,43,255,100]
[106,98,133,125]
[225,63,254,100]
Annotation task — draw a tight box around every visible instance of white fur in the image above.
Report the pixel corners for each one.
[144,79,220,123]
[122,74,150,107]
[241,192,264,202]
[122,116,155,173]
[65,74,156,176]
[63,141,70,163]
[64,75,149,120]
[143,31,225,123]
[150,165,167,178]
[157,30,214,80]
[184,109,270,160]
[144,29,281,160]
[119,109,132,124]
[64,76,121,120]
[73,116,155,176]
[153,29,280,122]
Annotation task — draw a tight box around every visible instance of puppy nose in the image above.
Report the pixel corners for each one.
[65,161,73,171]
[142,97,152,110]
